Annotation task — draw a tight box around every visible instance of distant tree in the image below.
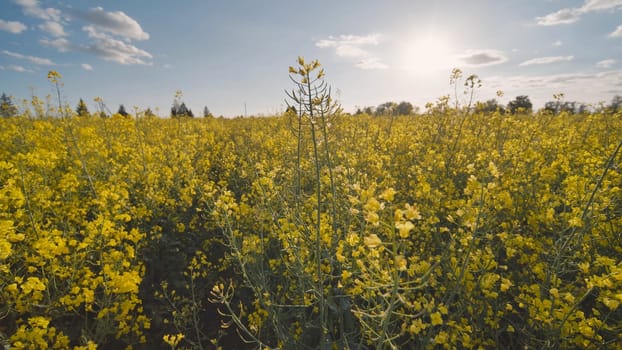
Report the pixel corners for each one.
[395,101,414,115]
[544,101,560,114]
[1,93,18,117]
[171,101,193,117]
[375,101,398,116]
[475,99,505,114]
[144,108,156,117]
[75,98,90,117]
[171,101,180,117]
[544,100,587,114]
[355,106,375,115]
[507,95,532,114]
[562,101,578,114]
[178,102,188,116]
[117,104,129,117]
[285,105,297,116]
[608,95,622,112]
[203,106,213,118]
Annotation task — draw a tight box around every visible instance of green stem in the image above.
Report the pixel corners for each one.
[307,72,328,349]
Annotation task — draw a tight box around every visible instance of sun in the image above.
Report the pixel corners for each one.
[397,30,458,75]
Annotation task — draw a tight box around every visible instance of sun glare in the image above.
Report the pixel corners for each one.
[398,30,458,75]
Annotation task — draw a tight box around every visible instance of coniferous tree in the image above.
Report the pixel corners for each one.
[117,104,129,117]
[172,101,193,117]
[203,106,213,118]
[171,101,179,117]
[1,93,18,117]
[76,98,90,117]
[179,102,188,116]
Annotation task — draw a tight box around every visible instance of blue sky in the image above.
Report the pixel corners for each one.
[1,0,621,117]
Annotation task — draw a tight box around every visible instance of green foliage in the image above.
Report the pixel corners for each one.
[608,95,622,112]
[203,106,213,118]
[475,99,505,114]
[508,95,533,114]
[75,98,90,117]
[171,92,194,118]
[172,102,193,117]
[118,104,129,117]
[1,93,18,117]
[355,101,416,117]
[144,108,156,117]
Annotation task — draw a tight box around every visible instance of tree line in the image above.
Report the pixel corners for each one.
[1,93,214,118]
[354,95,622,116]
[2,92,622,118]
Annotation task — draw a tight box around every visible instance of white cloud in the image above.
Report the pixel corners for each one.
[355,57,388,70]
[83,25,106,39]
[315,34,381,58]
[536,0,622,26]
[2,50,55,65]
[7,64,34,73]
[459,49,508,66]
[14,0,68,39]
[75,7,149,41]
[38,21,66,37]
[581,0,622,12]
[536,8,581,25]
[519,55,574,66]
[14,0,63,22]
[15,2,152,66]
[39,24,152,65]
[597,59,616,68]
[486,70,622,108]
[82,26,152,65]
[40,37,71,52]
[609,24,622,37]
[0,19,27,33]
[335,45,368,58]
[316,33,387,70]
[316,34,381,50]
[552,40,563,47]
[81,63,93,71]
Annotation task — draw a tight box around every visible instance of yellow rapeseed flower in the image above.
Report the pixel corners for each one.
[380,188,396,202]
[364,234,382,249]
[163,333,184,348]
[434,330,449,344]
[403,204,422,220]
[395,255,407,271]
[0,240,11,260]
[395,220,415,239]
[430,311,443,326]
[408,319,426,335]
